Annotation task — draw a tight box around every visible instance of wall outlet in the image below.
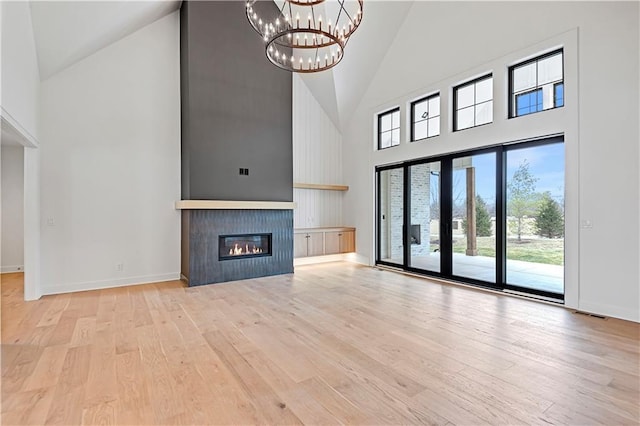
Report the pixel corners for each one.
[47,217,55,226]
[115,263,124,272]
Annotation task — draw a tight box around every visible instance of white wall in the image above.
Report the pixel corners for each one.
[293,74,346,228]
[1,146,24,272]
[23,146,41,300]
[343,2,639,322]
[1,1,40,140]
[39,11,181,294]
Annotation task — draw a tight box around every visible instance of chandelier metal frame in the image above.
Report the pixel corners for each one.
[246,0,364,73]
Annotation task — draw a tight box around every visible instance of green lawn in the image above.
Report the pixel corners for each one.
[446,236,564,265]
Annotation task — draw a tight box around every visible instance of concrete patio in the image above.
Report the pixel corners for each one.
[383,253,564,294]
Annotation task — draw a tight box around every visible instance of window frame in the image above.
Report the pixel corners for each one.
[553,82,564,108]
[410,93,441,142]
[508,48,564,118]
[377,107,401,150]
[452,74,494,132]
[515,87,543,116]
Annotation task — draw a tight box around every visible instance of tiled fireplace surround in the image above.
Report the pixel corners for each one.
[180,207,294,286]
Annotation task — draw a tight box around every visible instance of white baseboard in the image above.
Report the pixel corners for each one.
[1,265,24,273]
[41,272,180,296]
[578,300,639,323]
[349,253,371,266]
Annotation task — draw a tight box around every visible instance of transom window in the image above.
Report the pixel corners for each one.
[378,108,400,149]
[410,94,440,141]
[510,49,564,117]
[453,75,493,131]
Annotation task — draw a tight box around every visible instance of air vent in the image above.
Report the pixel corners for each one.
[573,311,607,319]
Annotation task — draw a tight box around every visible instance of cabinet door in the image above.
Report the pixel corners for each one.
[294,233,309,258]
[340,230,355,253]
[307,232,325,256]
[324,231,341,255]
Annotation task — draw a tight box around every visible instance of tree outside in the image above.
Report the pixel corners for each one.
[462,195,493,237]
[535,192,564,238]
[507,160,538,241]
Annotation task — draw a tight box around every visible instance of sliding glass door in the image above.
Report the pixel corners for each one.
[378,167,404,266]
[451,152,497,283]
[376,137,564,300]
[408,162,441,272]
[505,142,565,295]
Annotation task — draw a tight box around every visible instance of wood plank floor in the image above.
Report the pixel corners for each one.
[2,263,639,425]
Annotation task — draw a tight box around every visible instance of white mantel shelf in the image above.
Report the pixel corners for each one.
[175,200,296,210]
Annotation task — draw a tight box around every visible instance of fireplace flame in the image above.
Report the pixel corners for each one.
[229,243,263,256]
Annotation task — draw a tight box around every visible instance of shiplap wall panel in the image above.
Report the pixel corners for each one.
[293,75,344,228]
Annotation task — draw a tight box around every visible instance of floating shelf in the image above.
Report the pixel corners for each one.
[293,183,349,191]
[176,200,296,210]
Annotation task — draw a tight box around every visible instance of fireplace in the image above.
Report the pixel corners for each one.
[219,233,272,260]
[181,209,293,286]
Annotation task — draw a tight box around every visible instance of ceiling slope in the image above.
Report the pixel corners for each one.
[300,1,413,132]
[27,0,412,132]
[29,0,181,81]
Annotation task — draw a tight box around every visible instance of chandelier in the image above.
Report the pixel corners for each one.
[246,0,364,73]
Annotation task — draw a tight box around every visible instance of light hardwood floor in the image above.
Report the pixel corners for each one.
[2,263,639,425]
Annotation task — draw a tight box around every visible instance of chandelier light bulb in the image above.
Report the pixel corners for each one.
[245,0,364,73]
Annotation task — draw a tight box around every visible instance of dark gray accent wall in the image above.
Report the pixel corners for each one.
[181,1,293,202]
[183,209,294,285]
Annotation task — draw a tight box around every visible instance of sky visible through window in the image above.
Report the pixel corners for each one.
[460,143,564,208]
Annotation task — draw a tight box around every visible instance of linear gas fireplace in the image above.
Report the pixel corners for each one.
[180,209,293,286]
[219,233,272,261]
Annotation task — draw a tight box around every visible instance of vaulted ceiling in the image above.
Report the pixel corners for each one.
[27,0,413,132]
[298,2,412,130]
[29,1,182,80]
